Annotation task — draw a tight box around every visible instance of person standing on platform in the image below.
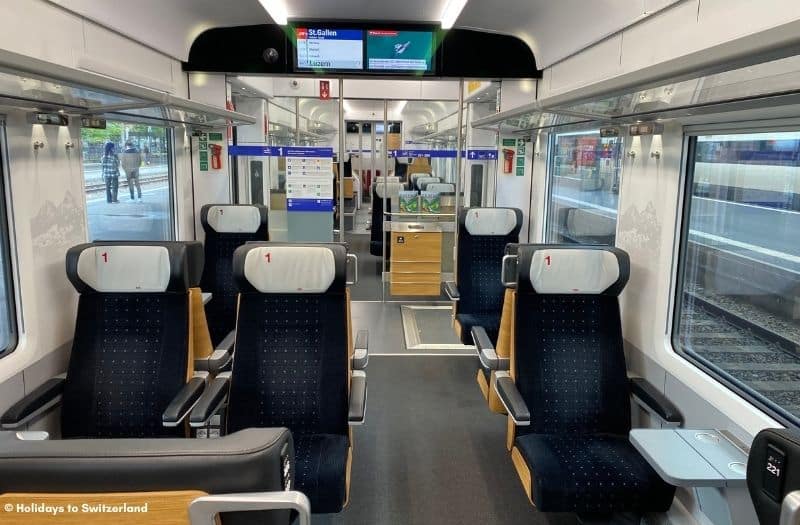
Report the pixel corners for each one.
[101,142,120,204]
[120,140,143,201]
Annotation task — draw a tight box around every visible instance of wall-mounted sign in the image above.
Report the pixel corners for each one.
[196,131,225,173]
[600,127,620,138]
[501,138,526,176]
[319,80,331,100]
[28,112,69,126]
[629,122,664,136]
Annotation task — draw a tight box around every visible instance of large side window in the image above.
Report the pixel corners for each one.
[545,130,623,245]
[0,123,17,357]
[81,121,174,241]
[674,131,800,426]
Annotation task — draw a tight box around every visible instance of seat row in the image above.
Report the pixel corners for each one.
[0,231,368,522]
[445,207,682,519]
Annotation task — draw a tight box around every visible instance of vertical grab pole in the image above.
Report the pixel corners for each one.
[381,99,388,303]
[454,80,465,283]
[338,78,345,243]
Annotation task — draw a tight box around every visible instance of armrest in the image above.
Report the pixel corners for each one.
[353,330,369,370]
[629,376,683,427]
[189,374,230,428]
[163,376,206,427]
[472,326,508,371]
[189,491,311,525]
[348,371,367,425]
[195,330,235,373]
[443,281,460,301]
[1,375,65,430]
[494,371,530,426]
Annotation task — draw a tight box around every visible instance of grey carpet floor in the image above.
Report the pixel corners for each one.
[313,355,578,525]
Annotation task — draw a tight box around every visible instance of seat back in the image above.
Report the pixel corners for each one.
[512,244,631,437]
[415,176,440,191]
[456,208,522,319]
[748,428,800,525]
[370,182,403,257]
[200,204,269,345]
[227,243,350,438]
[63,241,204,438]
[0,428,295,525]
[426,183,455,194]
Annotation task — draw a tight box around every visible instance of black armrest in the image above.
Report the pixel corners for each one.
[1,376,65,429]
[443,281,460,301]
[494,372,530,426]
[353,330,369,370]
[348,371,367,425]
[163,377,206,427]
[189,375,230,428]
[195,330,235,373]
[472,326,508,371]
[629,377,683,427]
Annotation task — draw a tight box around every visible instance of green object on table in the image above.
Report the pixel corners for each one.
[399,191,419,213]
[421,191,441,213]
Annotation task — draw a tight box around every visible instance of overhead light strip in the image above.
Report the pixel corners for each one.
[258,0,288,25]
[440,0,468,29]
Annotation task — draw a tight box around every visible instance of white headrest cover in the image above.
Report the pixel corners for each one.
[77,246,171,292]
[375,182,404,199]
[465,208,517,236]
[426,183,455,193]
[244,246,335,293]
[206,205,262,233]
[529,249,620,294]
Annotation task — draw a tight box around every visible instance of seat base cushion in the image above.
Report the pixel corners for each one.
[515,434,675,514]
[456,313,501,346]
[295,434,349,514]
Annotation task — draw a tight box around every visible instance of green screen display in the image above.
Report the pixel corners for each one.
[366,30,434,72]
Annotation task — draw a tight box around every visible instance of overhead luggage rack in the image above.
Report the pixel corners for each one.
[474,42,800,134]
[0,48,255,129]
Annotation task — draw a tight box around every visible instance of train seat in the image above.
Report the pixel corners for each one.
[200,204,269,347]
[415,176,441,191]
[370,182,404,257]
[747,428,800,525]
[0,428,308,525]
[493,245,681,516]
[425,182,456,194]
[190,243,368,514]
[0,242,210,438]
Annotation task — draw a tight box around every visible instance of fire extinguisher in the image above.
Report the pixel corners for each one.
[209,144,223,170]
[503,148,515,174]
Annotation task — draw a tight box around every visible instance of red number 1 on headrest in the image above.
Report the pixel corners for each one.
[545,255,551,266]
[101,252,108,263]
[265,252,271,263]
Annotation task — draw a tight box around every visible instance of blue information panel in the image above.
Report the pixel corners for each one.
[465,149,498,160]
[390,149,458,158]
[228,146,334,158]
[296,28,364,70]
[287,199,335,211]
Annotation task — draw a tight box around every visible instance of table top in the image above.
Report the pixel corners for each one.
[630,429,748,488]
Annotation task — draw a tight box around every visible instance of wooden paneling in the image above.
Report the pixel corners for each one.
[389,231,442,296]
[389,282,441,296]
[391,261,440,274]
[0,491,206,525]
[390,232,441,261]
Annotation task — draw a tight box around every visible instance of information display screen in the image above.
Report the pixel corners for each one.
[295,27,364,70]
[366,30,434,72]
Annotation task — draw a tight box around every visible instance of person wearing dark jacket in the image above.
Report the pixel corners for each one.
[101,142,120,203]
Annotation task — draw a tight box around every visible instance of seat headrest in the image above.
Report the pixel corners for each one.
[462,207,522,236]
[374,182,404,199]
[233,243,347,294]
[66,241,204,294]
[516,245,629,296]
[201,204,268,234]
[426,183,455,193]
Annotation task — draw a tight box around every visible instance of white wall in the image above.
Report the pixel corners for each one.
[0,0,196,411]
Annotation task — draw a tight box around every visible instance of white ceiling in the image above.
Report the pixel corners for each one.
[47,0,682,68]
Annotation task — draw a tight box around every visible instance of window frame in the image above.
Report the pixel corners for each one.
[80,120,178,242]
[0,120,19,358]
[671,127,800,430]
[543,127,624,246]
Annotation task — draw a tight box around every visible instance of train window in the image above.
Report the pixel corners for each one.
[545,130,623,245]
[0,124,16,357]
[674,131,800,427]
[80,122,174,241]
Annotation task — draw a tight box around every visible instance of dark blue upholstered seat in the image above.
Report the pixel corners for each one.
[510,245,675,515]
[227,243,353,514]
[62,241,204,439]
[199,204,268,346]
